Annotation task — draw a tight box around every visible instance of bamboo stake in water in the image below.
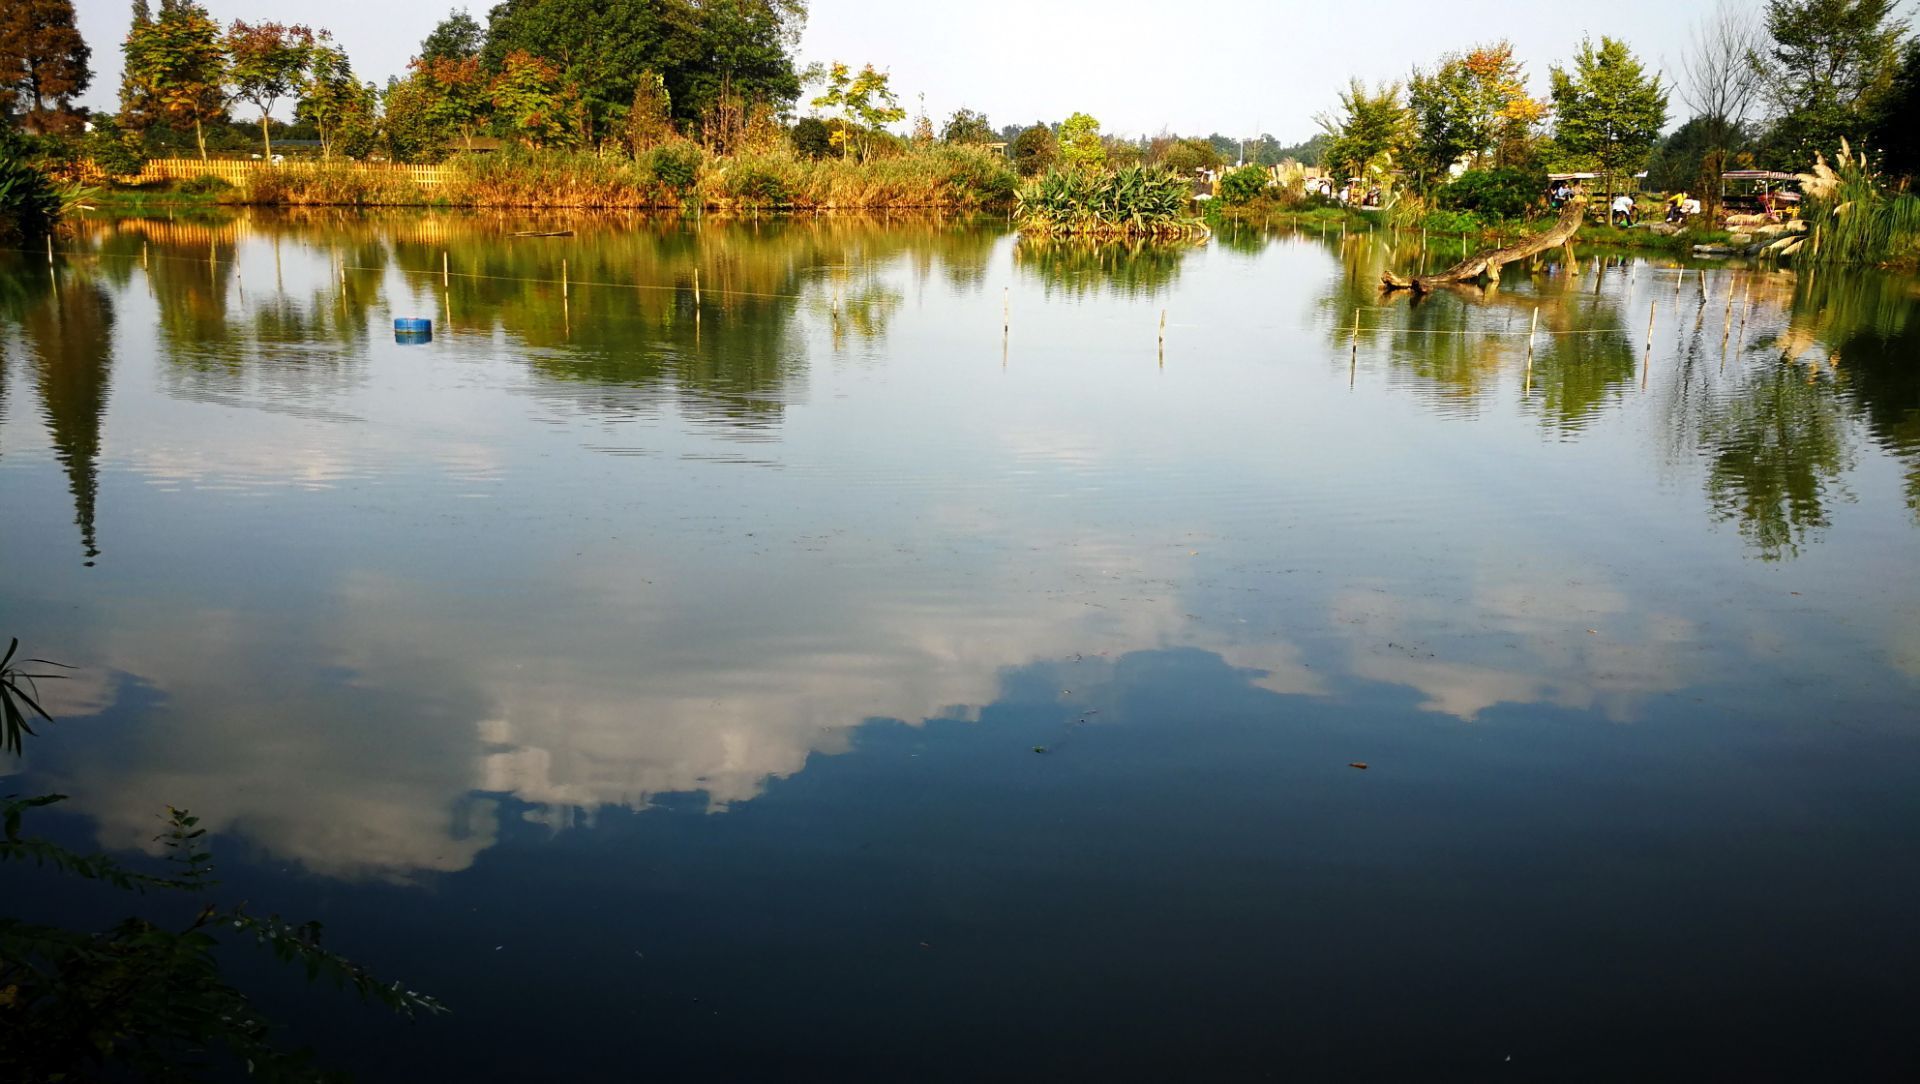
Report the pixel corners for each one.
[1159,308,1167,345]
[1349,307,1360,387]
[143,241,149,270]
[46,235,54,265]
[1721,274,1737,345]
[562,259,569,300]
[1643,299,1657,386]
[693,267,700,307]
[442,251,449,287]
[1525,307,1538,388]
[1003,287,1009,333]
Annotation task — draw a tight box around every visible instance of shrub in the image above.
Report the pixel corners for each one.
[1420,208,1489,234]
[722,155,793,206]
[647,142,704,191]
[1435,168,1545,220]
[1218,165,1271,206]
[0,129,62,243]
[178,174,233,196]
[792,117,833,159]
[1158,138,1222,175]
[1011,125,1056,177]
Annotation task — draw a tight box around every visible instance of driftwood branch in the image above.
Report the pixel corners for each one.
[1383,198,1587,292]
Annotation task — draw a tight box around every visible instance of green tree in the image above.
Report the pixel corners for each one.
[420,54,491,152]
[1407,42,1544,185]
[941,107,994,144]
[807,61,904,161]
[1058,111,1105,170]
[1318,78,1410,186]
[224,21,315,160]
[83,112,145,175]
[791,114,832,157]
[482,0,804,144]
[1875,39,1920,180]
[490,49,577,147]
[120,0,226,160]
[420,8,484,63]
[1645,114,1753,192]
[1550,36,1668,216]
[1218,164,1271,205]
[1754,0,1906,169]
[0,0,92,135]
[678,0,805,136]
[296,36,376,160]
[1010,123,1056,176]
[1157,136,1221,174]
[382,71,447,162]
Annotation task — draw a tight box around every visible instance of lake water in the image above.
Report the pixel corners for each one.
[2,211,1918,1079]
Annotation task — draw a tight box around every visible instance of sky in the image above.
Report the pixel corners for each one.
[67,0,1721,137]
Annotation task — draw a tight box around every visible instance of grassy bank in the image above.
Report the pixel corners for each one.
[97,145,1018,212]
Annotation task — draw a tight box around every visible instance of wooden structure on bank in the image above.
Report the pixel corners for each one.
[1381,198,1587,293]
[127,158,455,188]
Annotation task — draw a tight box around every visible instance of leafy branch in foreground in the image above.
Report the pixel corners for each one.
[1,640,445,1082]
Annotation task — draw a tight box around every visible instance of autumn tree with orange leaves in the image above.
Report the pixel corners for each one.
[0,0,93,134]
[1407,40,1547,185]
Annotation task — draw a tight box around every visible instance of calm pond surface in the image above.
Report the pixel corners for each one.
[3,210,1918,1079]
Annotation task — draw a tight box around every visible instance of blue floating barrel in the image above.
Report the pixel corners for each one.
[394,316,433,344]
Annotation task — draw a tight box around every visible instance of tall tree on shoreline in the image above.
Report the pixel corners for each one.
[225,21,315,160]
[1679,2,1765,219]
[0,0,94,134]
[940,108,994,145]
[1318,79,1410,188]
[1874,39,1920,180]
[1753,0,1907,168]
[420,9,484,63]
[807,61,903,162]
[1406,41,1544,185]
[120,0,226,160]
[1058,112,1105,170]
[298,35,377,160]
[481,0,804,143]
[490,50,577,147]
[1550,37,1667,216]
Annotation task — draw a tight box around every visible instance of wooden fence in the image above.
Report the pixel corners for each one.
[131,158,454,188]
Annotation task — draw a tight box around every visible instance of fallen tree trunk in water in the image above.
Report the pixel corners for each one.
[1383,199,1587,292]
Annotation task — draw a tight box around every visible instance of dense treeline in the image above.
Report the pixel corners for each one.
[2,0,1918,252]
[1302,1,1919,263]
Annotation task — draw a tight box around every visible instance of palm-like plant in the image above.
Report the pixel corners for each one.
[1,638,69,757]
[1014,165,1202,239]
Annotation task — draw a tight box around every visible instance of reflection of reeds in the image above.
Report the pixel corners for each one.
[1013,236,1195,298]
